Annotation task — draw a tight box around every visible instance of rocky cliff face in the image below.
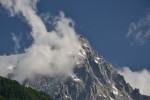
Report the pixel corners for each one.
[24,36,150,100]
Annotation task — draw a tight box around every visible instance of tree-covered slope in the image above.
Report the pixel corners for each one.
[0,76,53,100]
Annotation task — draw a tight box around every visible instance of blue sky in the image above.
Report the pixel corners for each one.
[0,0,150,71]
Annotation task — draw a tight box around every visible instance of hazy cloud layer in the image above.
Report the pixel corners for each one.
[0,0,82,82]
[118,67,150,96]
[127,12,150,45]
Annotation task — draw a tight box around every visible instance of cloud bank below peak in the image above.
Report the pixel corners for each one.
[0,0,82,82]
[118,67,150,96]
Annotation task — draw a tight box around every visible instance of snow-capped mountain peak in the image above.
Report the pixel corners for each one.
[23,36,150,100]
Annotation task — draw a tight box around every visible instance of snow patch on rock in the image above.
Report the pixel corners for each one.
[69,74,81,82]
[112,84,119,95]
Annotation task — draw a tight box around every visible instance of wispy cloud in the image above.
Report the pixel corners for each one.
[11,33,20,53]
[127,12,150,45]
[0,0,82,82]
[118,67,150,96]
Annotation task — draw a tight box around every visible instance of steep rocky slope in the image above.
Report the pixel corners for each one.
[24,36,150,100]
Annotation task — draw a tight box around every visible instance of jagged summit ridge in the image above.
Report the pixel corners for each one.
[24,36,150,100]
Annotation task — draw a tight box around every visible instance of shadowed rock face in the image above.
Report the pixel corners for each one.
[24,36,150,100]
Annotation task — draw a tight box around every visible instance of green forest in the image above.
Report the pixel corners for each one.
[0,76,53,100]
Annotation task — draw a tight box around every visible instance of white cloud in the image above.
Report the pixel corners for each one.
[118,67,150,96]
[0,0,82,82]
[11,33,20,53]
[127,12,150,45]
